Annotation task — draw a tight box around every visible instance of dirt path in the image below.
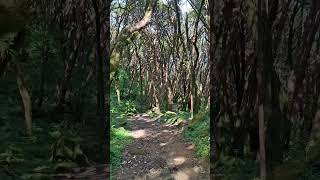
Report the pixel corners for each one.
[115,114,209,180]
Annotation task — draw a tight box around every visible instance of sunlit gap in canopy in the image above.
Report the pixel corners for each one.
[161,0,192,14]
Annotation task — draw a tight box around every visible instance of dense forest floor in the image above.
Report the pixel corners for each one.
[0,85,107,180]
[115,114,209,180]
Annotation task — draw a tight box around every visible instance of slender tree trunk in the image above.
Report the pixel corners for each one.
[258,103,267,180]
[56,48,78,112]
[148,79,154,109]
[38,43,48,108]
[257,0,267,178]
[15,63,32,135]
[115,84,121,104]
[151,78,161,113]
[137,49,144,110]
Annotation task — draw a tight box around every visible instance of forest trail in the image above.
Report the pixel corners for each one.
[115,114,209,180]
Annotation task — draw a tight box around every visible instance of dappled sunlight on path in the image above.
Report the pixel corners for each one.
[115,114,209,180]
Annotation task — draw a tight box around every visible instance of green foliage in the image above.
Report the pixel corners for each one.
[49,130,89,168]
[287,137,306,161]
[110,99,135,175]
[214,136,320,180]
[190,110,208,125]
[0,104,93,179]
[0,146,24,165]
[110,127,132,175]
[213,155,259,180]
[0,32,16,57]
[156,111,189,125]
[183,110,209,158]
[146,107,163,118]
[273,139,320,180]
[300,162,320,180]
[271,159,320,180]
[23,25,64,103]
[24,25,60,63]
[111,52,120,73]
[111,100,137,128]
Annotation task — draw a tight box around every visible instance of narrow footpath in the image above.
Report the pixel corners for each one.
[115,114,209,180]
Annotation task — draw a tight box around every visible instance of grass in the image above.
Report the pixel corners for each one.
[110,100,135,177]
[183,110,209,159]
[110,127,132,176]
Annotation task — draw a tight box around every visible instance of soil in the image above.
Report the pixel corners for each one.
[114,114,209,180]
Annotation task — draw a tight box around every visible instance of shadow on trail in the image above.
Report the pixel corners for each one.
[115,114,209,180]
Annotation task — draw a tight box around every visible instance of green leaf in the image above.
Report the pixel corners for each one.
[49,131,61,138]
[32,166,53,173]
[63,146,73,158]
[54,162,77,172]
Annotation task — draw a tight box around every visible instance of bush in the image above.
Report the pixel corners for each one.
[111,100,137,128]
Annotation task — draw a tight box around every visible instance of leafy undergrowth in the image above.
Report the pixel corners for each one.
[0,118,90,180]
[271,139,320,180]
[212,135,320,180]
[213,155,320,180]
[110,100,135,176]
[213,155,259,180]
[111,100,137,127]
[146,108,162,118]
[110,127,132,176]
[153,110,190,125]
[183,110,209,159]
[0,92,106,179]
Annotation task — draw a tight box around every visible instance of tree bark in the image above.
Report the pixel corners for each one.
[92,0,109,168]
[209,0,219,178]
[15,63,32,135]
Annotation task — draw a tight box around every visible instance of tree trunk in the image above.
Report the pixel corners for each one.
[151,78,161,113]
[258,103,267,180]
[209,0,219,178]
[307,97,320,152]
[287,1,320,132]
[115,84,121,104]
[38,43,48,109]
[15,63,32,135]
[56,48,78,112]
[92,0,108,167]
